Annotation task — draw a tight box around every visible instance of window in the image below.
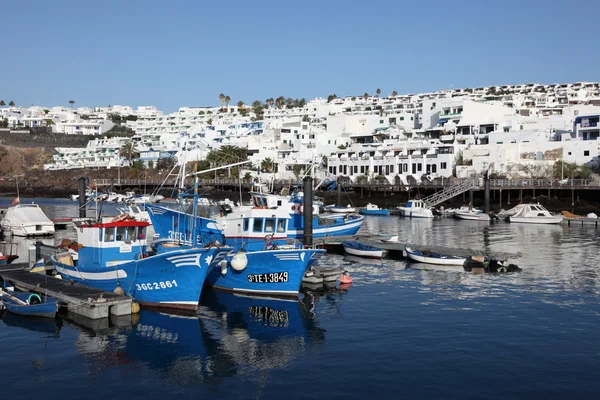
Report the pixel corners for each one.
[264,219,275,233]
[104,228,115,242]
[441,162,447,170]
[412,164,416,174]
[294,130,298,133]
[380,120,384,124]
[417,164,422,172]
[403,163,408,173]
[432,165,437,173]
[283,140,287,144]
[400,116,404,121]
[584,150,590,156]
[116,227,126,241]
[354,165,358,173]
[276,219,286,232]
[126,226,136,240]
[243,218,249,232]
[277,200,282,206]
[361,166,365,174]
[568,152,572,155]
[253,218,263,232]
[138,227,146,240]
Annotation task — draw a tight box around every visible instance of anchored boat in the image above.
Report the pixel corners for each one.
[359,203,389,216]
[0,290,57,318]
[0,203,55,237]
[508,204,563,224]
[342,241,385,258]
[51,217,231,311]
[404,247,466,266]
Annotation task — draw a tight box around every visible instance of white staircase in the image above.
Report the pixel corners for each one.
[423,179,481,208]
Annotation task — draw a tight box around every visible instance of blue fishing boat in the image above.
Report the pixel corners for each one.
[51,218,232,311]
[359,203,390,216]
[1,291,57,318]
[151,205,325,297]
[342,241,385,258]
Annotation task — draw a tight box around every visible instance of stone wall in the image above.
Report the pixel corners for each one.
[0,129,91,150]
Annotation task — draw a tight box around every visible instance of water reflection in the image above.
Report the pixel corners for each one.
[1,310,62,338]
[62,289,325,387]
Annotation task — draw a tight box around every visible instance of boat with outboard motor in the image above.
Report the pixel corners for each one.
[404,247,467,266]
[359,203,389,216]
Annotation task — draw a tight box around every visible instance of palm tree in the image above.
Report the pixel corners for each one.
[363,93,369,103]
[392,90,398,97]
[69,100,75,108]
[261,157,275,172]
[225,95,231,112]
[0,100,5,107]
[9,101,15,107]
[237,100,244,108]
[275,96,285,109]
[298,98,306,107]
[118,141,138,166]
[219,93,225,108]
[376,88,381,97]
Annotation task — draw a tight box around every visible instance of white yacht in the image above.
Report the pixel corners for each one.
[397,200,434,218]
[0,204,55,237]
[508,204,563,224]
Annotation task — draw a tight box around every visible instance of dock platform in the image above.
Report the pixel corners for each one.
[563,217,600,227]
[0,264,132,319]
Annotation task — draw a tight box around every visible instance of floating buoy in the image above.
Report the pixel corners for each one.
[131,301,140,314]
[114,286,125,296]
[230,250,248,271]
[220,259,228,275]
[339,272,353,284]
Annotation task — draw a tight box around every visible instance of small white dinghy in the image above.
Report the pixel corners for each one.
[404,247,466,266]
[454,210,491,221]
[328,204,356,213]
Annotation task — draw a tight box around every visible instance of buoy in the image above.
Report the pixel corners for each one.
[339,272,353,284]
[131,301,140,314]
[114,286,125,296]
[230,250,248,271]
[220,259,228,275]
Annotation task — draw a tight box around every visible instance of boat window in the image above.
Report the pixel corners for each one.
[138,227,146,240]
[264,219,275,233]
[104,227,116,242]
[116,227,127,241]
[243,218,249,232]
[277,200,282,206]
[277,219,286,232]
[126,226,136,240]
[253,218,263,232]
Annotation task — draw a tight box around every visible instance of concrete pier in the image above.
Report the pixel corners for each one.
[0,264,132,319]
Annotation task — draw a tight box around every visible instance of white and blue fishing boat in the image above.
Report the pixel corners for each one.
[404,247,466,266]
[342,241,385,258]
[359,203,389,216]
[51,217,232,311]
[0,291,57,318]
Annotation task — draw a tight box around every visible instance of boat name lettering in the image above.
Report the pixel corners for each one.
[247,272,289,283]
[168,230,203,243]
[135,280,178,291]
[136,324,179,343]
[248,306,289,326]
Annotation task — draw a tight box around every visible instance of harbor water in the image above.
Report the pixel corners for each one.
[1,198,600,399]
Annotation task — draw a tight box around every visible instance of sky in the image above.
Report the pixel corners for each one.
[1,0,599,113]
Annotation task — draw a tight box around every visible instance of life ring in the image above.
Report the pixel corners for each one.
[27,293,42,305]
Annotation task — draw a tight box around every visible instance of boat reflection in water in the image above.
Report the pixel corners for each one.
[1,310,62,338]
[69,289,326,386]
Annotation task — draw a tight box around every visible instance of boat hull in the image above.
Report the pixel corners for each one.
[52,247,228,310]
[359,209,389,216]
[287,215,364,239]
[1,292,57,318]
[398,208,434,218]
[343,246,384,258]
[207,249,325,297]
[509,216,563,224]
[404,248,466,266]
[328,207,356,213]
[454,211,490,221]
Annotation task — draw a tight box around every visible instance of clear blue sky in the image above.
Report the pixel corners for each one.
[2,0,598,113]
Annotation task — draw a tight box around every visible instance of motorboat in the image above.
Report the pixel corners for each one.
[342,241,385,258]
[359,203,389,216]
[397,200,434,218]
[454,209,491,221]
[404,247,466,266]
[0,203,55,237]
[508,204,563,224]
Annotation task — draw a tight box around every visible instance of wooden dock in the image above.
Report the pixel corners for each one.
[0,264,132,319]
[563,217,600,227]
[313,234,522,260]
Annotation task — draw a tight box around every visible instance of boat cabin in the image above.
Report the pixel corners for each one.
[219,207,293,251]
[74,220,149,266]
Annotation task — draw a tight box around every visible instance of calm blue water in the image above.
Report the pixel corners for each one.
[1,198,600,399]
